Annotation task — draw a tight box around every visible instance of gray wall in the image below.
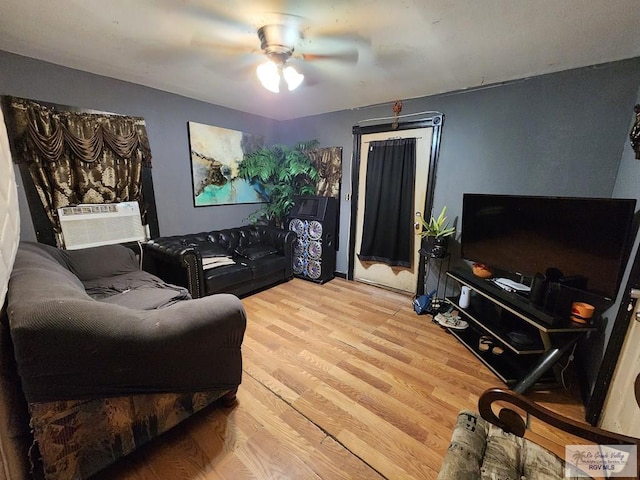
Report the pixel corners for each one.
[613,86,640,204]
[278,57,640,273]
[0,51,280,240]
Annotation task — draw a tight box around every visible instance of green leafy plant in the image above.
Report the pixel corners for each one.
[420,206,456,238]
[238,140,320,227]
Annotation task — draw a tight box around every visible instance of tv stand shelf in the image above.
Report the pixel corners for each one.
[445,267,597,389]
[448,294,546,355]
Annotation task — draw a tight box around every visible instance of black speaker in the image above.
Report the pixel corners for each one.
[529,272,548,306]
[288,196,337,283]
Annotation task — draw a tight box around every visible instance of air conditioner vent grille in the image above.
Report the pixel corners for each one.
[58,202,146,250]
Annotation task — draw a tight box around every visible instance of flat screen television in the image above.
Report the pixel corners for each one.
[461,194,637,300]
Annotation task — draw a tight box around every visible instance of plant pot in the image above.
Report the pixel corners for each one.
[427,237,449,258]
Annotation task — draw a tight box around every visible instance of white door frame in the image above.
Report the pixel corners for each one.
[348,115,444,296]
[353,129,432,293]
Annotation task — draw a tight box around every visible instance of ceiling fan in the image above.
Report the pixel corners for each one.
[185,8,363,94]
[255,23,305,93]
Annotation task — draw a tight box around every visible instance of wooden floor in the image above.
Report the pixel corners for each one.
[97,278,587,480]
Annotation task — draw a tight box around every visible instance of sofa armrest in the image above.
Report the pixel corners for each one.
[10,293,247,402]
[144,237,204,298]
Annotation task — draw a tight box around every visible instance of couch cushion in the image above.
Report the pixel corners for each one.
[234,244,278,261]
[437,411,486,480]
[62,244,140,281]
[198,243,230,258]
[247,255,286,278]
[437,411,572,480]
[83,270,190,309]
[204,262,252,294]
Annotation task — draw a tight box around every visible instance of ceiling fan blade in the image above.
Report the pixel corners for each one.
[190,34,258,56]
[305,29,371,48]
[296,28,367,65]
[297,49,359,64]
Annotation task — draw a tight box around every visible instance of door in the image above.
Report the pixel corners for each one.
[599,288,640,435]
[353,127,433,294]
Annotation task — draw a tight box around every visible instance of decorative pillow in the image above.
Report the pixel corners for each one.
[234,245,278,261]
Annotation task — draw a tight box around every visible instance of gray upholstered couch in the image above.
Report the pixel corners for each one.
[145,225,297,298]
[3,241,247,479]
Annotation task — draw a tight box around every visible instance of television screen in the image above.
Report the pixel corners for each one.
[461,194,636,300]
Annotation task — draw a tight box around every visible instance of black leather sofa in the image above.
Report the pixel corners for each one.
[144,225,297,298]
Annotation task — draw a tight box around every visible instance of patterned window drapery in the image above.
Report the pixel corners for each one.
[304,146,342,198]
[3,96,152,234]
[303,145,343,248]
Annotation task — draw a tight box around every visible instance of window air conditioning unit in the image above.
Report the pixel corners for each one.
[57,202,147,250]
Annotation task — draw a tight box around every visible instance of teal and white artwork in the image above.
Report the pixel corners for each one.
[188,122,265,206]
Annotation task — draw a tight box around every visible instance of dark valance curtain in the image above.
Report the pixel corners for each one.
[3,96,152,233]
[358,138,416,267]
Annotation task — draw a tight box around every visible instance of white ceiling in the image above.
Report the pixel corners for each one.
[1,0,639,121]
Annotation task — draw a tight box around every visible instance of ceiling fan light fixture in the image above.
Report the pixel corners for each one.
[257,61,280,93]
[256,23,305,93]
[283,65,304,91]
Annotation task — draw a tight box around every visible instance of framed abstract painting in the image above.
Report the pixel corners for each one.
[188,122,265,206]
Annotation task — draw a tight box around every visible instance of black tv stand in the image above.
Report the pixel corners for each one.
[445,267,597,389]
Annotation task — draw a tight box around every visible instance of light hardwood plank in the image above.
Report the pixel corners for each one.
[95,277,587,479]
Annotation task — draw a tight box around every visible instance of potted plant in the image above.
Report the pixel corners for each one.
[419,206,456,258]
[238,140,320,227]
